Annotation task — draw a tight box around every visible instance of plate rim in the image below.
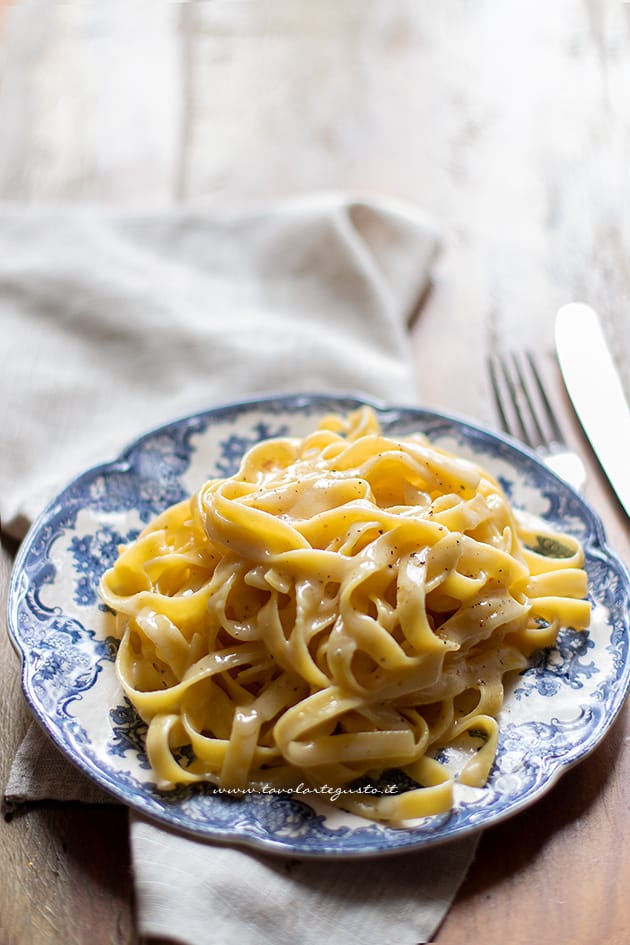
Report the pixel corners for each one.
[7,391,630,858]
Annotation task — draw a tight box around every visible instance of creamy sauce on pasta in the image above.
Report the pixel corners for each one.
[99,407,590,825]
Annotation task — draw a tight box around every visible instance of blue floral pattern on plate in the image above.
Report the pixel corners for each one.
[7,393,630,857]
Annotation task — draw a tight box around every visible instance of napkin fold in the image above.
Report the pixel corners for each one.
[1,193,478,945]
[0,193,430,540]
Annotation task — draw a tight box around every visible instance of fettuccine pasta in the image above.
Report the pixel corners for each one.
[99,407,590,824]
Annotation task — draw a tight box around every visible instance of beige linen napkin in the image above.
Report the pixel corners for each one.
[2,194,479,945]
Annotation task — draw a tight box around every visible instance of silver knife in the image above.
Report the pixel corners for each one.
[555,302,630,517]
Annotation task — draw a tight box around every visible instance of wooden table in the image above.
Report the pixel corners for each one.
[1,3,629,943]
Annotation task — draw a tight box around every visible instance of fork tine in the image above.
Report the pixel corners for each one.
[488,355,512,436]
[489,353,535,448]
[488,349,586,492]
[511,352,548,446]
[523,351,565,444]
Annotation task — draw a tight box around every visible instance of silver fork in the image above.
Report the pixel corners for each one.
[488,351,587,493]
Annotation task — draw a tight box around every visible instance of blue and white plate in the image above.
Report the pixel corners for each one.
[8,394,630,857]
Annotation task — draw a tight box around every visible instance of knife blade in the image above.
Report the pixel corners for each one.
[555,302,630,517]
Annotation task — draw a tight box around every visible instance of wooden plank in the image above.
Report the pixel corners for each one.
[0,533,136,945]
[0,0,181,203]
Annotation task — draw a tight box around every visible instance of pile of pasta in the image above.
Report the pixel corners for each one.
[99,407,590,824]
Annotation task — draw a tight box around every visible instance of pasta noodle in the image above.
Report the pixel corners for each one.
[99,407,590,824]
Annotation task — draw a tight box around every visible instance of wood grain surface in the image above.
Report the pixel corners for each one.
[1,3,629,944]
